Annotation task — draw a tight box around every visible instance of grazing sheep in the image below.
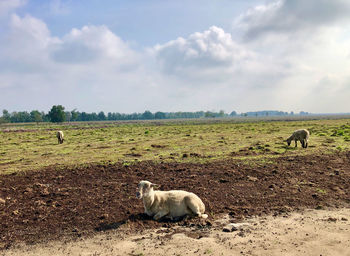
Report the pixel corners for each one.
[57,131,64,144]
[136,180,208,220]
[286,129,309,148]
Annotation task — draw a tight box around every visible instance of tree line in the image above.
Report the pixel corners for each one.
[0,105,307,123]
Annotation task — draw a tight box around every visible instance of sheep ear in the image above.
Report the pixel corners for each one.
[151,183,159,188]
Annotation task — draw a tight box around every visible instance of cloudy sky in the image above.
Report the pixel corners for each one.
[1,0,349,114]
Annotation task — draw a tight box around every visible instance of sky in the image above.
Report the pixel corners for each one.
[0,0,350,114]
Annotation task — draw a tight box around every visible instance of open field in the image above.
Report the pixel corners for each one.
[1,117,350,174]
[1,117,350,255]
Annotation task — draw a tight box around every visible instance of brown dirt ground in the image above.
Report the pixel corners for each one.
[1,152,350,250]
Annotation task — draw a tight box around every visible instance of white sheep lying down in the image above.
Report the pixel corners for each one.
[136,180,208,220]
[286,129,309,148]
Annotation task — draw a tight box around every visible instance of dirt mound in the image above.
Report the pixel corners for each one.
[1,152,350,248]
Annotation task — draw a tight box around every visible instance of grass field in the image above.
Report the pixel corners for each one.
[1,117,350,174]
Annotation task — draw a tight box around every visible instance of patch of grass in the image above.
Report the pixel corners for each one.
[132,253,144,256]
[204,248,213,254]
[0,118,350,174]
[316,188,327,194]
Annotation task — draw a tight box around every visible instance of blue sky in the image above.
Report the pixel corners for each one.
[1,0,350,113]
[18,0,259,45]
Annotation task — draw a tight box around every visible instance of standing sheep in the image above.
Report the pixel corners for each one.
[286,129,309,148]
[57,131,64,144]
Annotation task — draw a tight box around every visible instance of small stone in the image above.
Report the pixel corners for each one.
[223,223,250,232]
[327,217,337,222]
[341,217,348,221]
[24,187,33,193]
[0,198,5,204]
[223,224,238,232]
[248,176,258,182]
[40,187,50,196]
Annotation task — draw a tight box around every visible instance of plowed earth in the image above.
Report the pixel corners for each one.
[1,153,350,249]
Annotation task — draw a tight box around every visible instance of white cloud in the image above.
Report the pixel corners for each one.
[1,1,350,113]
[0,14,145,112]
[153,24,295,85]
[0,0,26,17]
[0,14,58,74]
[52,25,138,67]
[49,0,70,15]
[236,0,350,40]
[154,26,253,77]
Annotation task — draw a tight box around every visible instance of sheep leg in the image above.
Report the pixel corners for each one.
[305,141,308,148]
[294,140,298,147]
[185,196,203,217]
[153,210,169,221]
[301,140,305,148]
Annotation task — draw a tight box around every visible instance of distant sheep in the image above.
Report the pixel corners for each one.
[286,129,309,148]
[136,180,208,220]
[57,131,64,144]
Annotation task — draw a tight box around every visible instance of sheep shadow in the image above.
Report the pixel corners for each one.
[94,220,126,232]
[94,213,191,232]
[128,213,190,223]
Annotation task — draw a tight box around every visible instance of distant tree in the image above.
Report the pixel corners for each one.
[48,105,66,123]
[141,110,154,120]
[230,111,237,116]
[98,111,106,120]
[30,110,43,123]
[71,109,79,121]
[219,110,225,117]
[205,111,217,118]
[2,109,10,122]
[90,112,98,121]
[10,111,31,122]
[81,112,88,121]
[155,111,166,119]
[130,112,139,120]
[42,111,50,122]
[65,111,72,122]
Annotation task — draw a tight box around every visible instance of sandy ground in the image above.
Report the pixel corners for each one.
[2,208,350,256]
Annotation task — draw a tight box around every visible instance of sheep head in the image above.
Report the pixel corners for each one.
[136,180,157,199]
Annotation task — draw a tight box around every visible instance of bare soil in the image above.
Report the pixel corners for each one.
[1,152,350,250]
[3,208,349,256]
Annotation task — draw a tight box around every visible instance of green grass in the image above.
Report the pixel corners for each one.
[1,118,350,174]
